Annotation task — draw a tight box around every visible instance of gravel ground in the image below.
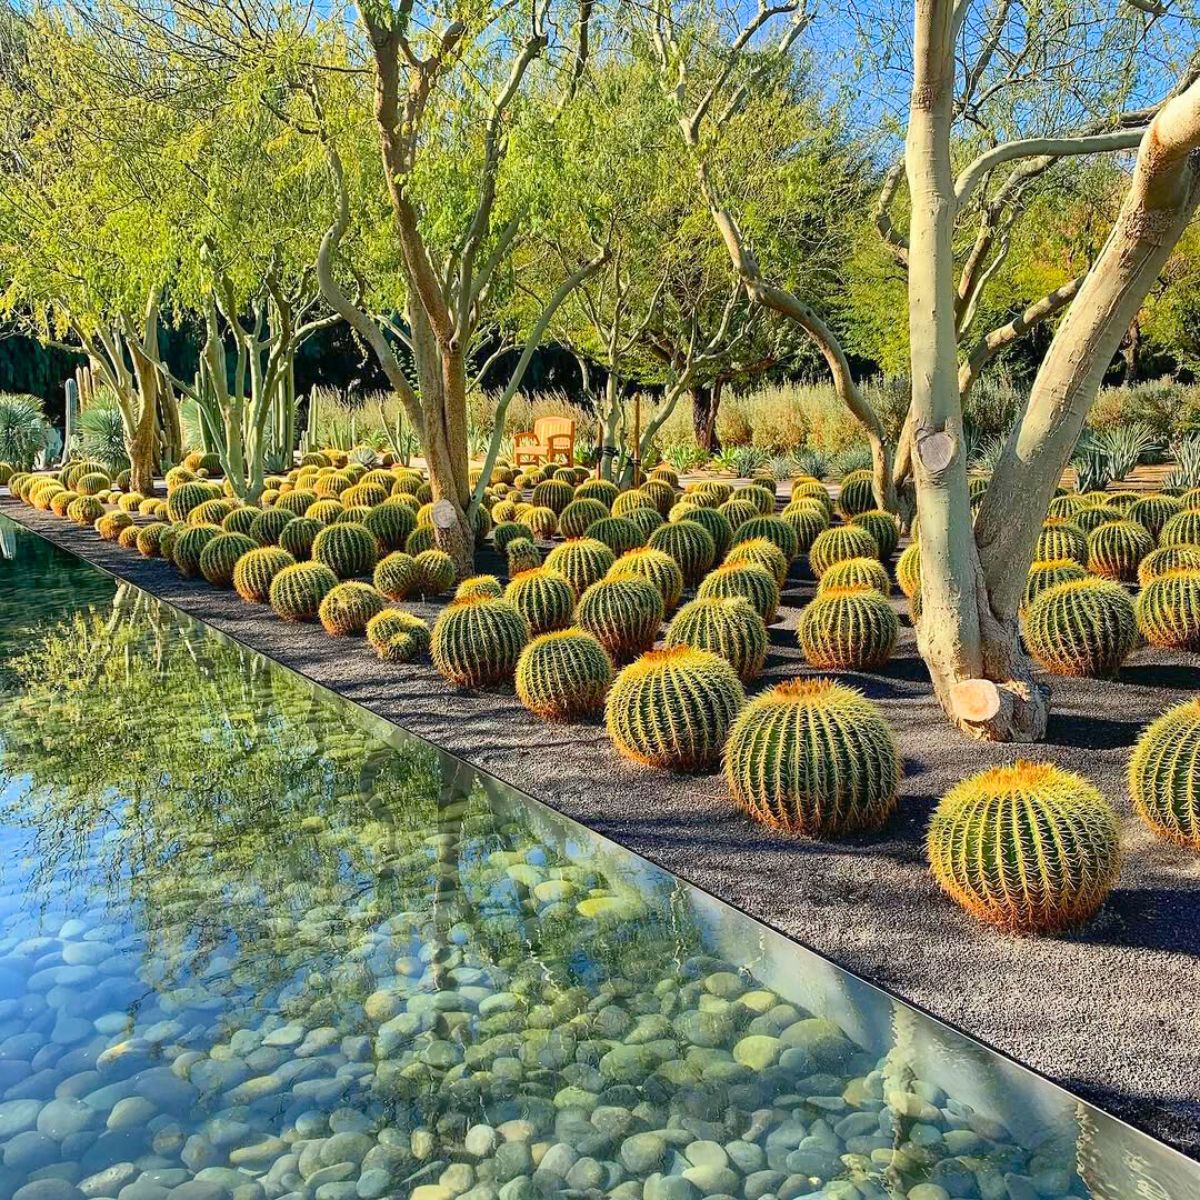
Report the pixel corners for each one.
[4,495,1199,1160]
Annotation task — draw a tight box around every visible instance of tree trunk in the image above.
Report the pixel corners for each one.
[691,382,721,452]
[1122,317,1141,384]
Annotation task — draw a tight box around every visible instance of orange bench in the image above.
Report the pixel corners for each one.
[514,416,576,468]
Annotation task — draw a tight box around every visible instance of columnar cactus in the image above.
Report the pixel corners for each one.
[671,505,733,560]
[696,562,780,622]
[494,520,535,556]
[1128,699,1200,849]
[608,547,685,612]
[233,546,296,603]
[455,574,504,601]
[605,646,746,770]
[666,596,768,682]
[836,470,875,518]
[1086,519,1154,582]
[374,552,419,600]
[1159,509,1200,548]
[269,562,339,621]
[724,679,899,836]
[199,532,258,588]
[1136,569,1200,650]
[531,478,575,514]
[724,536,789,587]
[506,537,542,576]
[279,517,322,561]
[413,549,456,596]
[851,509,900,559]
[432,596,531,688]
[927,761,1121,933]
[172,525,222,577]
[732,515,799,562]
[809,525,879,577]
[586,515,646,556]
[504,566,576,634]
[363,502,417,553]
[895,542,921,600]
[576,575,665,661]
[1034,518,1089,565]
[1129,493,1181,538]
[559,497,611,539]
[1138,544,1200,586]
[1022,578,1137,677]
[318,581,387,636]
[135,522,169,558]
[312,522,378,579]
[799,584,899,670]
[515,630,614,722]
[648,520,717,586]
[1022,558,1090,612]
[545,537,616,596]
[818,555,891,595]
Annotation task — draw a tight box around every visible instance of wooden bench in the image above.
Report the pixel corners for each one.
[514,416,576,468]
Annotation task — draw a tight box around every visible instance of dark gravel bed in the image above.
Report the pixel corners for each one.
[3,496,1199,1159]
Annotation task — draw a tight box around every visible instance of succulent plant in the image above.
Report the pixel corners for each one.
[836,470,875,518]
[650,465,680,487]
[1138,543,1200,586]
[373,552,419,600]
[717,499,761,532]
[809,525,879,577]
[494,520,535,556]
[220,507,258,536]
[336,505,373,525]
[585,515,646,557]
[365,609,431,663]
[68,496,108,528]
[1136,569,1200,650]
[135,522,169,558]
[779,503,829,554]
[312,522,377,579]
[724,678,899,837]
[314,471,353,499]
[276,489,319,516]
[927,761,1120,933]
[647,519,717,586]
[1072,503,1125,536]
[318,581,386,636]
[669,505,733,559]
[363,502,417,553]
[1022,577,1137,677]
[233,546,296,603]
[270,561,339,621]
[531,478,575,515]
[605,646,745,770]
[575,478,619,507]
[1034,518,1089,565]
[1159,508,1200,548]
[624,505,666,540]
[895,542,921,600]
[850,509,900,559]
[190,498,237,528]
[0,461,13,486]
[607,546,686,612]
[95,511,133,542]
[1046,493,1087,519]
[665,596,767,682]
[432,595,531,687]
[798,584,899,671]
[158,523,185,564]
[696,561,780,622]
[74,471,111,496]
[413,548,457,596]
[525,505,560,538]
[558,497,610,539]
[818,555,891,595]
[49,490,77,517]
[612,489,659,518]
[116,523,142,550]
[515,629,614,722]
[165,481,214,523]
[116,491,145,514]
[171,524,221,577]
[691,480,732,507]
[199,532,258,588]
[246,508,291,547]
[305,499,345,526]
[278,516,322,561]
[1128,493,1181,538]
[404,525,435,556]
[343,482,390,509]
[545,537,616,596]
[1128,699,1200,849]
[506,537,542,576]
[1086,519,1154,582]
[641,479,677,516]
[456,574,504,601]
[1022,558,1090,611]
[504,566,576,634]
[576,575,665,661]
[731,514,800,564]
[723,536,789,587]
[791,477,832,508]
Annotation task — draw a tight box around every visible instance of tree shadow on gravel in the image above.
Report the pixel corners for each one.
[1117,662,1200,690]
[1044,712,1144,750]
[1074,886,1200,956]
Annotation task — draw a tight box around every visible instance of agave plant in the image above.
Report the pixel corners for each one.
[1165,433,1200,490]
[710,444,769,477]
[662,441,709,473]
[1073,421,1157,491]
[829,444,873,477]
[78,398,130,473]
[0,393,56,469]
[790,447,828,480]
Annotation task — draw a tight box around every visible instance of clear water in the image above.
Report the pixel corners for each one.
[0,514,1194,1200]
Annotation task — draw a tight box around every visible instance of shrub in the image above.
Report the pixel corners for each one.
[531,478,574,514]
[456,574,504,601]
[504,566,576,634]
[576,576,665,661]
[671,505,733,560]
[1023,559,1090,611]
[724,678,899,836]
[586,515,646,556]
[1128,493,1181,538]
[1159,509,1200,548]
[731,515,799,562]
[413,549,456,596]
[374,552,419,600]
[1136,569,1200,650]
[851,509,900,559]
[799,585,899,671]
[605,646,745,770]
[665,596,767,681]
[506,538,542,576]
[836,470,875,518]
[515,630,613,722]
[647,520,717,586]
[697,562,780,621]
[545,537,616,596]
[365,608,431,664]
[809,525,879,577]
[135,522,169,558]
[1138,544,1200,586]
[319,581,386,636]
[233,546,296,603]
[1128,699,1200,849]
[432,596,530,687]
[818,555,891,595]
[927,761,1120,934]
[1022,578,1137,677]
[199,533,258,588]
[559,497,610,539]
[312,522,377,580]
[1034,518,1088,565]
[608,547,685,612]
[172,524,221,577]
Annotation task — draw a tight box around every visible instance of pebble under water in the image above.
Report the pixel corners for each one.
[0,516,1196,1200]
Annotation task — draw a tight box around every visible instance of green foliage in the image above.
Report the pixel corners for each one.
[608,547,685,613]
[1129,699,1200,849]
[724,679,899,837]
[366,609,431,663]
[1136,569,1200,651]
[798,585,899,671]
[78,398,129,472]
[1022,578,1137,678]
[311,522,377,580]
[544,537,616,596]
[927,762,1120,934]
[233,546,296,604]
[809,525,878,577]
[0,394,55,469]
[665,596,767,682]
[1086,520,1154,582]
[696,562,780,622]
[172,524,221,577]
[1034,519,1088,566]
[605,646,745,771]
[515,630,613,722]
[412,549,456,597]
[503,567,576,635]
[199,532,258,588]
[431,596,531,689]
[318,581,386,637]
[576,576,665,661]
[647,519,716,587]
[269,561,339,622]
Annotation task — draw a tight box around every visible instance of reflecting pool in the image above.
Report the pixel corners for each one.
[0,514,1195,1200]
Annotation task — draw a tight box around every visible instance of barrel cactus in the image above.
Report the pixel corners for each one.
[1159,508,1200,548]
[671,505,733,561]
[306,499,345,526]
[366,609,431,664]
[691,480,732,507]
[117,524,141,550]
[605,646,746,771]
[836,470,875,518]
[650,465,680,487]
[159,524,185,564]
[199,532,258,588]
[172,524,221,577]
[665,596,767,682]
[531,478,575,515]
[270,562,339,621]
[75,471,111,497]
[190,498,237,528]
[719,498,761,532]
[1022,558,1090,612]
[733,483,775,516]
[222,507,260,536]
[851,509,900,559]
[798,584,899,671]
[506,537,542,576]
[248,508,293,547]
[456,574,504,601]
[818,555,891,596]
[612,489,658,519]
[363,502,417,553]
[413,549,456,597]
[404,525,435,556]
[545,538,616,596]
[1128,699,1200,849]
[525,505,560,538]
[278,517,321,561]
[780,504,828,554]
[1129,493,1181,538]
[927,761,1120,934]
[558,497,609,539]
[575,478,619,507]
[373,552,419,600]
[504,566,576,634]
[647,519,716,586]
[608,547,685,612]
[1035,518,1089,565]
[895,542,921,600]
[809,525,879,577]
[1047,493,1086,519]
[135,522,169,558]
[731,515,799,563]
[724,536,789,587]
[586,515,646,556]
[314,471,353,499]
[1022,578,1137,677]
[276,489,319,517]
[312,522,377,579]
[1086,519,1154,582]
[1138,544,1200,586]
[641,478,677,516]
[1136,569,1200,650]
[494,520,535,556]
[1072,504,1124,537]
[96,512,133,542]
[318,581,386,636]
[623,505,665,541]
[696,562,780,622]
[343,482,389,509]
[432,596,531,688]
[724,679,899,837]
[233,546,296,603]
[515,629,613,722]
[50,490,77,517]
[67,495,105,526]
[576,575,665,661]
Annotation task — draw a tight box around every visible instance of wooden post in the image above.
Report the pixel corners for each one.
[632,392,641,488]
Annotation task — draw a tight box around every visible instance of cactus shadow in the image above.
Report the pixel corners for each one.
[1116,662,1200,690]
[1075,886,1200,957]
[1044,712,1144,751]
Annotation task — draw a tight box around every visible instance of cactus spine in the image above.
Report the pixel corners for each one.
[1136,569,1200,650]
[366,610,431,663]
[799,585,899,671]
[270,561,339,622]
[817,556,891,596]
[576,576,665,661]
[1022,578,1137,678]
[234,546,296,603]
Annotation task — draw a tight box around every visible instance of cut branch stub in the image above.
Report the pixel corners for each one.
[432,499,459,530]
[916,429,955,474]
[949,678,1002,723]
